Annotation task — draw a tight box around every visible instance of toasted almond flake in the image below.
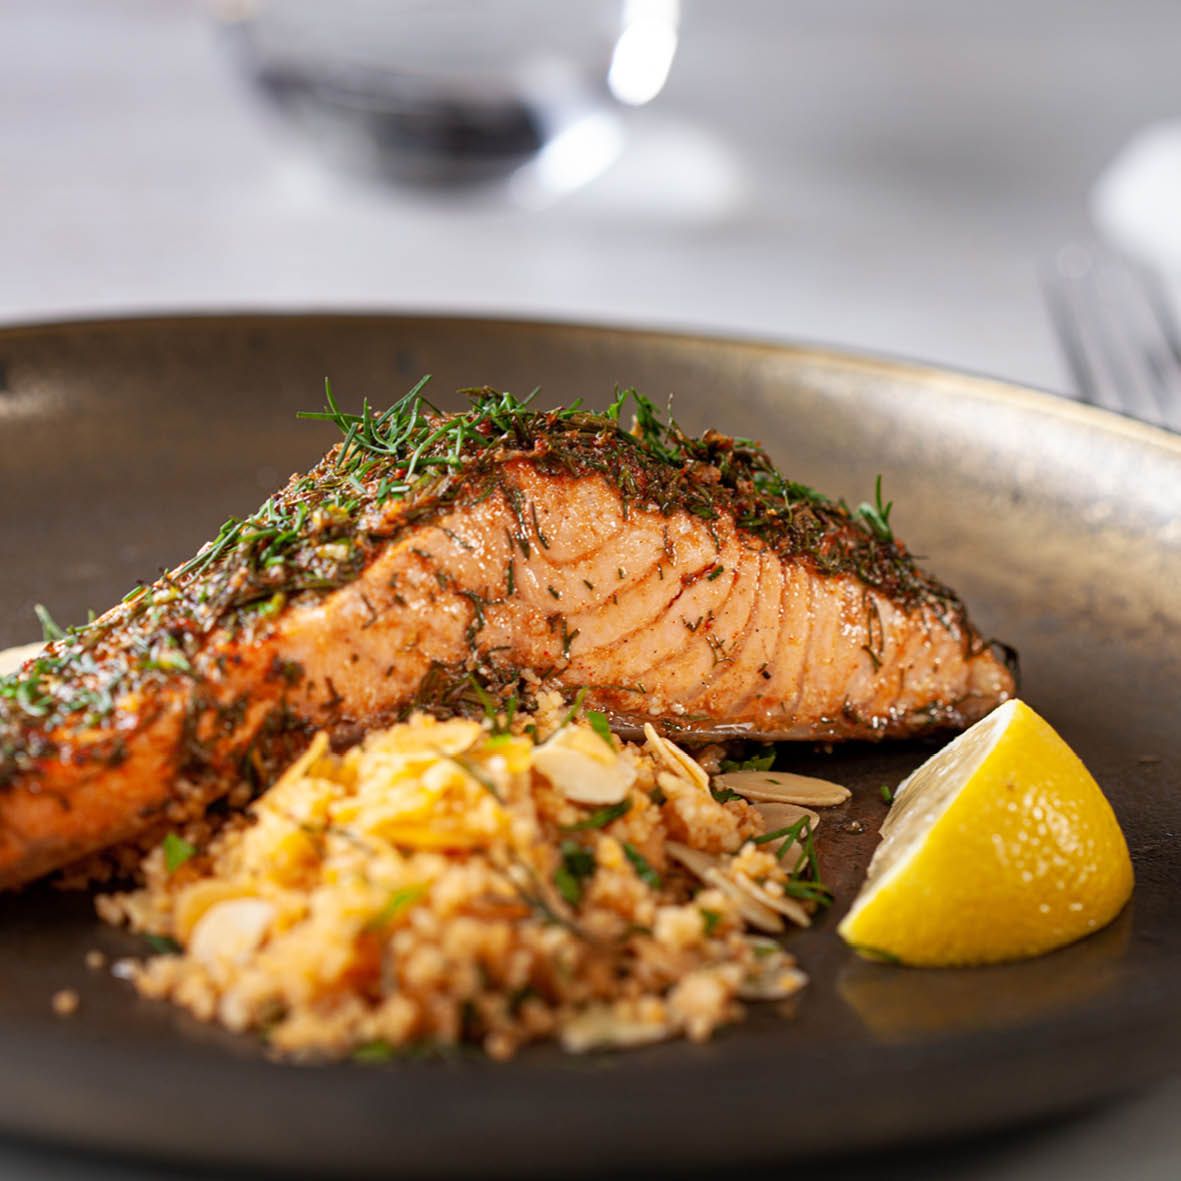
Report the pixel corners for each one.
[110,958,138,981]
[739,963,809,1001]
[643,724,709,792]
[667,842,796,934]
[560,1005,673,1053]
[750,801,821,832]
[666,840,722,881]
[732,870,812,928]
[175,881,254,942]
[0,641,44,677]
[189,898,275,967]
[704,868,784,933]
[533,726,637,805]
[714,769,851,807]
[84,949,107,971]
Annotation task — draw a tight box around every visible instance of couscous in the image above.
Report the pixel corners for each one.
[99,692,838,1060]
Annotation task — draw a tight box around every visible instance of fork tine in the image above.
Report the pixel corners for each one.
[1043,271,1104,411]
[1045,246,1181,432]
[1088,256,1171,424]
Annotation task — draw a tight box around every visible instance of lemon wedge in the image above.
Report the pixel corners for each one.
[838,699,1133,966]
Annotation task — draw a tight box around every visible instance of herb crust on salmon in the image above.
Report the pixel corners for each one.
[0,383,1016,888]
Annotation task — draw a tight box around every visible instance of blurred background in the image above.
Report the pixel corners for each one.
[2,0,1180,404]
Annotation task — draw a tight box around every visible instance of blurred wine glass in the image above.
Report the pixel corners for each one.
[216,0,680,196]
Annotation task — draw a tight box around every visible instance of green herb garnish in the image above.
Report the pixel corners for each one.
[854,475,894,542]
[144,933,183,955]
[352,1040,397,1063]
[553,841,596,906]
[880,783,895,804]
[622,842,661,889]
[561,799,631,832]
[720,750,776,774]
[559,687,589,729]
[753,818,832,907]
[364,883,428,931]
[34,604,66,643]
[162,832,197,874]
[700,908,722,936]
[848,943,903,964]
[586,710,614,748]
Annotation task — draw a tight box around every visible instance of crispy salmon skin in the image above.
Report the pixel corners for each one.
[0,384,1015,888]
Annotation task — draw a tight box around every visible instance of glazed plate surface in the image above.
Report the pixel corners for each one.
[0,314,1179,1175]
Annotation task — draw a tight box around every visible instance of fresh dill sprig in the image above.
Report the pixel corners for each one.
[854,475,894,542]
[34,604,65,644]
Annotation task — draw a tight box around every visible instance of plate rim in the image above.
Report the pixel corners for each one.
[0,309,1178,1174]
[1,307,1178,459]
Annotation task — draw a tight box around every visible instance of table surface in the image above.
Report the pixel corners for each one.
[2,1,1180,1177]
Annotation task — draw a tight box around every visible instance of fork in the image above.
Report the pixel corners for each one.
[1043,244,1181,432]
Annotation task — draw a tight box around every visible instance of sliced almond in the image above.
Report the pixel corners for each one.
[704,868,785,933]
[189,898,275,967]
[0,641,45,678]
[751,801,821,833]
[714,769,850,807]
[643,724,710,792]
[560,1005,672,1053]
[533,726,637,805]
[736,940,812,996]
[665,840,722,882]
[748,802,818,875]
[666,842,805,933]
[732,870,812,929]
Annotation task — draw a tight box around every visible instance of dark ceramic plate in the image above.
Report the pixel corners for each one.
[0,314,1179,1177]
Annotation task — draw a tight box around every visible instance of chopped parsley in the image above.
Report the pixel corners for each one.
[162,832,197,874]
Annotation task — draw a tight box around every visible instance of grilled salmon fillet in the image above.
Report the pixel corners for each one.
[0,386,1015,888]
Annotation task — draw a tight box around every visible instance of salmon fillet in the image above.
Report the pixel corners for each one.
[0,385,1015,888]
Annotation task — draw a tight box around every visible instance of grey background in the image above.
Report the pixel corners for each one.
[1,0,1179,1176]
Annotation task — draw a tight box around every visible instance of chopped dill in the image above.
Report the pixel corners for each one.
[854,475,894,542]
[34,604,65,643]
[720,750,776,774]
[364,883,428,931]
[586,709,614,748]
[144,933,183,956]
[554,841,596,906]
[622,842,661,889]
[560,799,631,832]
